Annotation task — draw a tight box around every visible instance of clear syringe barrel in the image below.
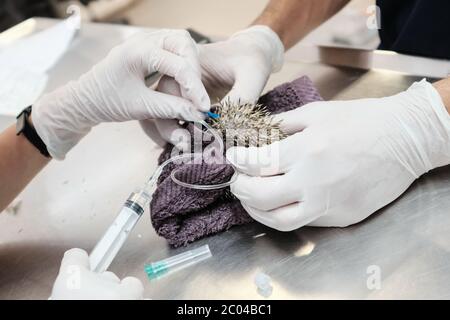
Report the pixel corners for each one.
[89,188,152,273]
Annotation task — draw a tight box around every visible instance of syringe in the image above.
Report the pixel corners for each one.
[87,146,186,273]
[88,118,229,273]
[89,177,157,273]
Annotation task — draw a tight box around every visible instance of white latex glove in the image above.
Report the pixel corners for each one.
[200,25,284,104]
[142,25,284,151]
[226,80,450,231]
[51,248,144,300]
[140,76,193,151]
[33,30,210,160]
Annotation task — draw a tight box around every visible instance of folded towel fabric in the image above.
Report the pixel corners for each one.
[150,76,323,247]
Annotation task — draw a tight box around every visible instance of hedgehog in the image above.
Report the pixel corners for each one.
[207,99,286,149]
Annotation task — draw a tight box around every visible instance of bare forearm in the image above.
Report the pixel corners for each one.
[0,122,50,211]
[253,0,350,49]
[433,78,450,114]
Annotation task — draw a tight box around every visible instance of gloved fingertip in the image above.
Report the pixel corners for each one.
[272,108,309,134]
[227,145,283,177]
[120,277,144,299]
[222,89,259,106]
[63,248,88,261]
[199,94,211,112]
[229,172,243,195]
[226,146,247,169]
[229,172,262,202]
[190,110,207,122]
[100,271,121,283]
[60,248,90,270]
[121,276,143,287]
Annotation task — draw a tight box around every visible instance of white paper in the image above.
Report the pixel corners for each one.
[0,66,48,116]
[0,18,78,116]
[0,18,78,73]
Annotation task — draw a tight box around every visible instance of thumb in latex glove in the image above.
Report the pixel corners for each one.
[140,75,194,152]
[226,80,450,231]
[33,29,210,160]
[200,25,284,104]
[51,248,143,300]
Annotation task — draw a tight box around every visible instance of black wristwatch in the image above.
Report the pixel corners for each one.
[16,106,51,158]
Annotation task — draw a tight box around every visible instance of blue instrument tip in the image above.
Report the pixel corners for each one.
[206,111,220,119]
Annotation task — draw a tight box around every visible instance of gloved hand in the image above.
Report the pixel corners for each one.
[200,25,284,104]
[226,80,450,231]
[51,248,144,300]
[32,30,210,160]
[142,25,285,151]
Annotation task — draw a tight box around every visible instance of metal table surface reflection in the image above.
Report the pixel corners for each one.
[1,18,450,300]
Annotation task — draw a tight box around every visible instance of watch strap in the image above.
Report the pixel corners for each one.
[16,106,51,158]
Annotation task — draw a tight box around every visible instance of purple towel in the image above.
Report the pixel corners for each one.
[150,76,323,247]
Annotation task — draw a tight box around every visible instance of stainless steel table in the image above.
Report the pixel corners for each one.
[1,18,450,300]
